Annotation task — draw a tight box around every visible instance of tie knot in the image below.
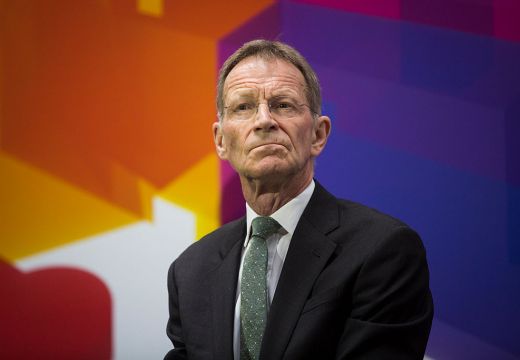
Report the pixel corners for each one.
[251,216,281,240]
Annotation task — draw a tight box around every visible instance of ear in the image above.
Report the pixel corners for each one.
[311,115,331,157]
[213,121,228,160]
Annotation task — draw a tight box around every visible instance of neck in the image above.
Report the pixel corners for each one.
[240,169,313,216]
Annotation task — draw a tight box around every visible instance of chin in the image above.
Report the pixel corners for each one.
[243,163,291,180]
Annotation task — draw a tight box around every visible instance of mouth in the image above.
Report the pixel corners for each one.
[251,142,286,151]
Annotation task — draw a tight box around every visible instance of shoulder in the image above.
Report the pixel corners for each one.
[172,216,245,273]
[334,198,426,258]
[337,198,409,233]
[310,182,410,232]
[310,183,424,254]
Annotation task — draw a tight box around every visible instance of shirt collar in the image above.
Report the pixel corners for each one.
[244,180,315,247]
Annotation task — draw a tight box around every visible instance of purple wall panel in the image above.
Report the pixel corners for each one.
[319,66,506,181]
[218,1,520,357]
[283,1,520,356]
[317,130,520,356]
[282,2,402,82]
[428,319,520,359]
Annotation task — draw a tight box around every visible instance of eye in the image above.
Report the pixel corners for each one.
[272,101,295,111]
[234,102,255,112]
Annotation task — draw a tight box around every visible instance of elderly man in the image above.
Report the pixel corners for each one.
[165,40,433,360]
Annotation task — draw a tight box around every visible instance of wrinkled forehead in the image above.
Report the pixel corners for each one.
[223,57,307,100]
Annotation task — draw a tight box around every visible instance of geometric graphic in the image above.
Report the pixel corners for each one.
[428,320,520,360]
[0,259,111,359]
[160,153,220,240]
[16,197,194,360]
[0,0,274,358]
[2,0,519,358]
[1,0,273,227]
[218,1,520,359]
[0,151,139,260]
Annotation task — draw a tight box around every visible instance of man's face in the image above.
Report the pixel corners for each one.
[213,57,330,183]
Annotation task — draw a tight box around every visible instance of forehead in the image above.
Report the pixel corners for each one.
[224,57,306,98]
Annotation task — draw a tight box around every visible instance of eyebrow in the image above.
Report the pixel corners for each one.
[226,88,304,101]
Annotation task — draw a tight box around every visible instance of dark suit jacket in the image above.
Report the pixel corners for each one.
[165,182,433,359]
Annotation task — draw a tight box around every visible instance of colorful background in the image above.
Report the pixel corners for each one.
[1,0,519,359]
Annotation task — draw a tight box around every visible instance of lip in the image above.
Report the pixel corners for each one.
[250,143,286,151]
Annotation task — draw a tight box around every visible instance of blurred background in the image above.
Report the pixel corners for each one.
[1,0,519,359]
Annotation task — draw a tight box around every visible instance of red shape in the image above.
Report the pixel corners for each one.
[295,0,401,20]
[493,0,520,42]
[0,259,111,359]
[401,0,495,37]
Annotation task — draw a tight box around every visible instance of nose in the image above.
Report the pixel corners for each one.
[254,103,279,131]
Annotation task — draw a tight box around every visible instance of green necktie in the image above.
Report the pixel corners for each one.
[240,216,281,360]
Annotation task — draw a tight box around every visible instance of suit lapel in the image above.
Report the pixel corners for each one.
[210,218,246,360]
[260,183,340,360]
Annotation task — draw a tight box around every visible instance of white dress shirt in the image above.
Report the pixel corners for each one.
[233,180,315,359]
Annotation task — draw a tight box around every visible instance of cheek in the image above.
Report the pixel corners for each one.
[291,127,314,152]
[222,126,244,155]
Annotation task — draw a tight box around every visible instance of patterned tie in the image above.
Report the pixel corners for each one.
[240,216,281,360]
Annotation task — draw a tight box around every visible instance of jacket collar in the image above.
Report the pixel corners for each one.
[260,181,340,359]
[210,217,246,359]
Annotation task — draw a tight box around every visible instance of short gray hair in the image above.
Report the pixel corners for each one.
[216,40,322,119]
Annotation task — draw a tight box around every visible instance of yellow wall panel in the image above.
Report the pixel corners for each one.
[0,153,138,260]
[160,152,220,239]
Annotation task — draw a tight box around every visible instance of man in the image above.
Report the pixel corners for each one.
[165,40,433,360]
